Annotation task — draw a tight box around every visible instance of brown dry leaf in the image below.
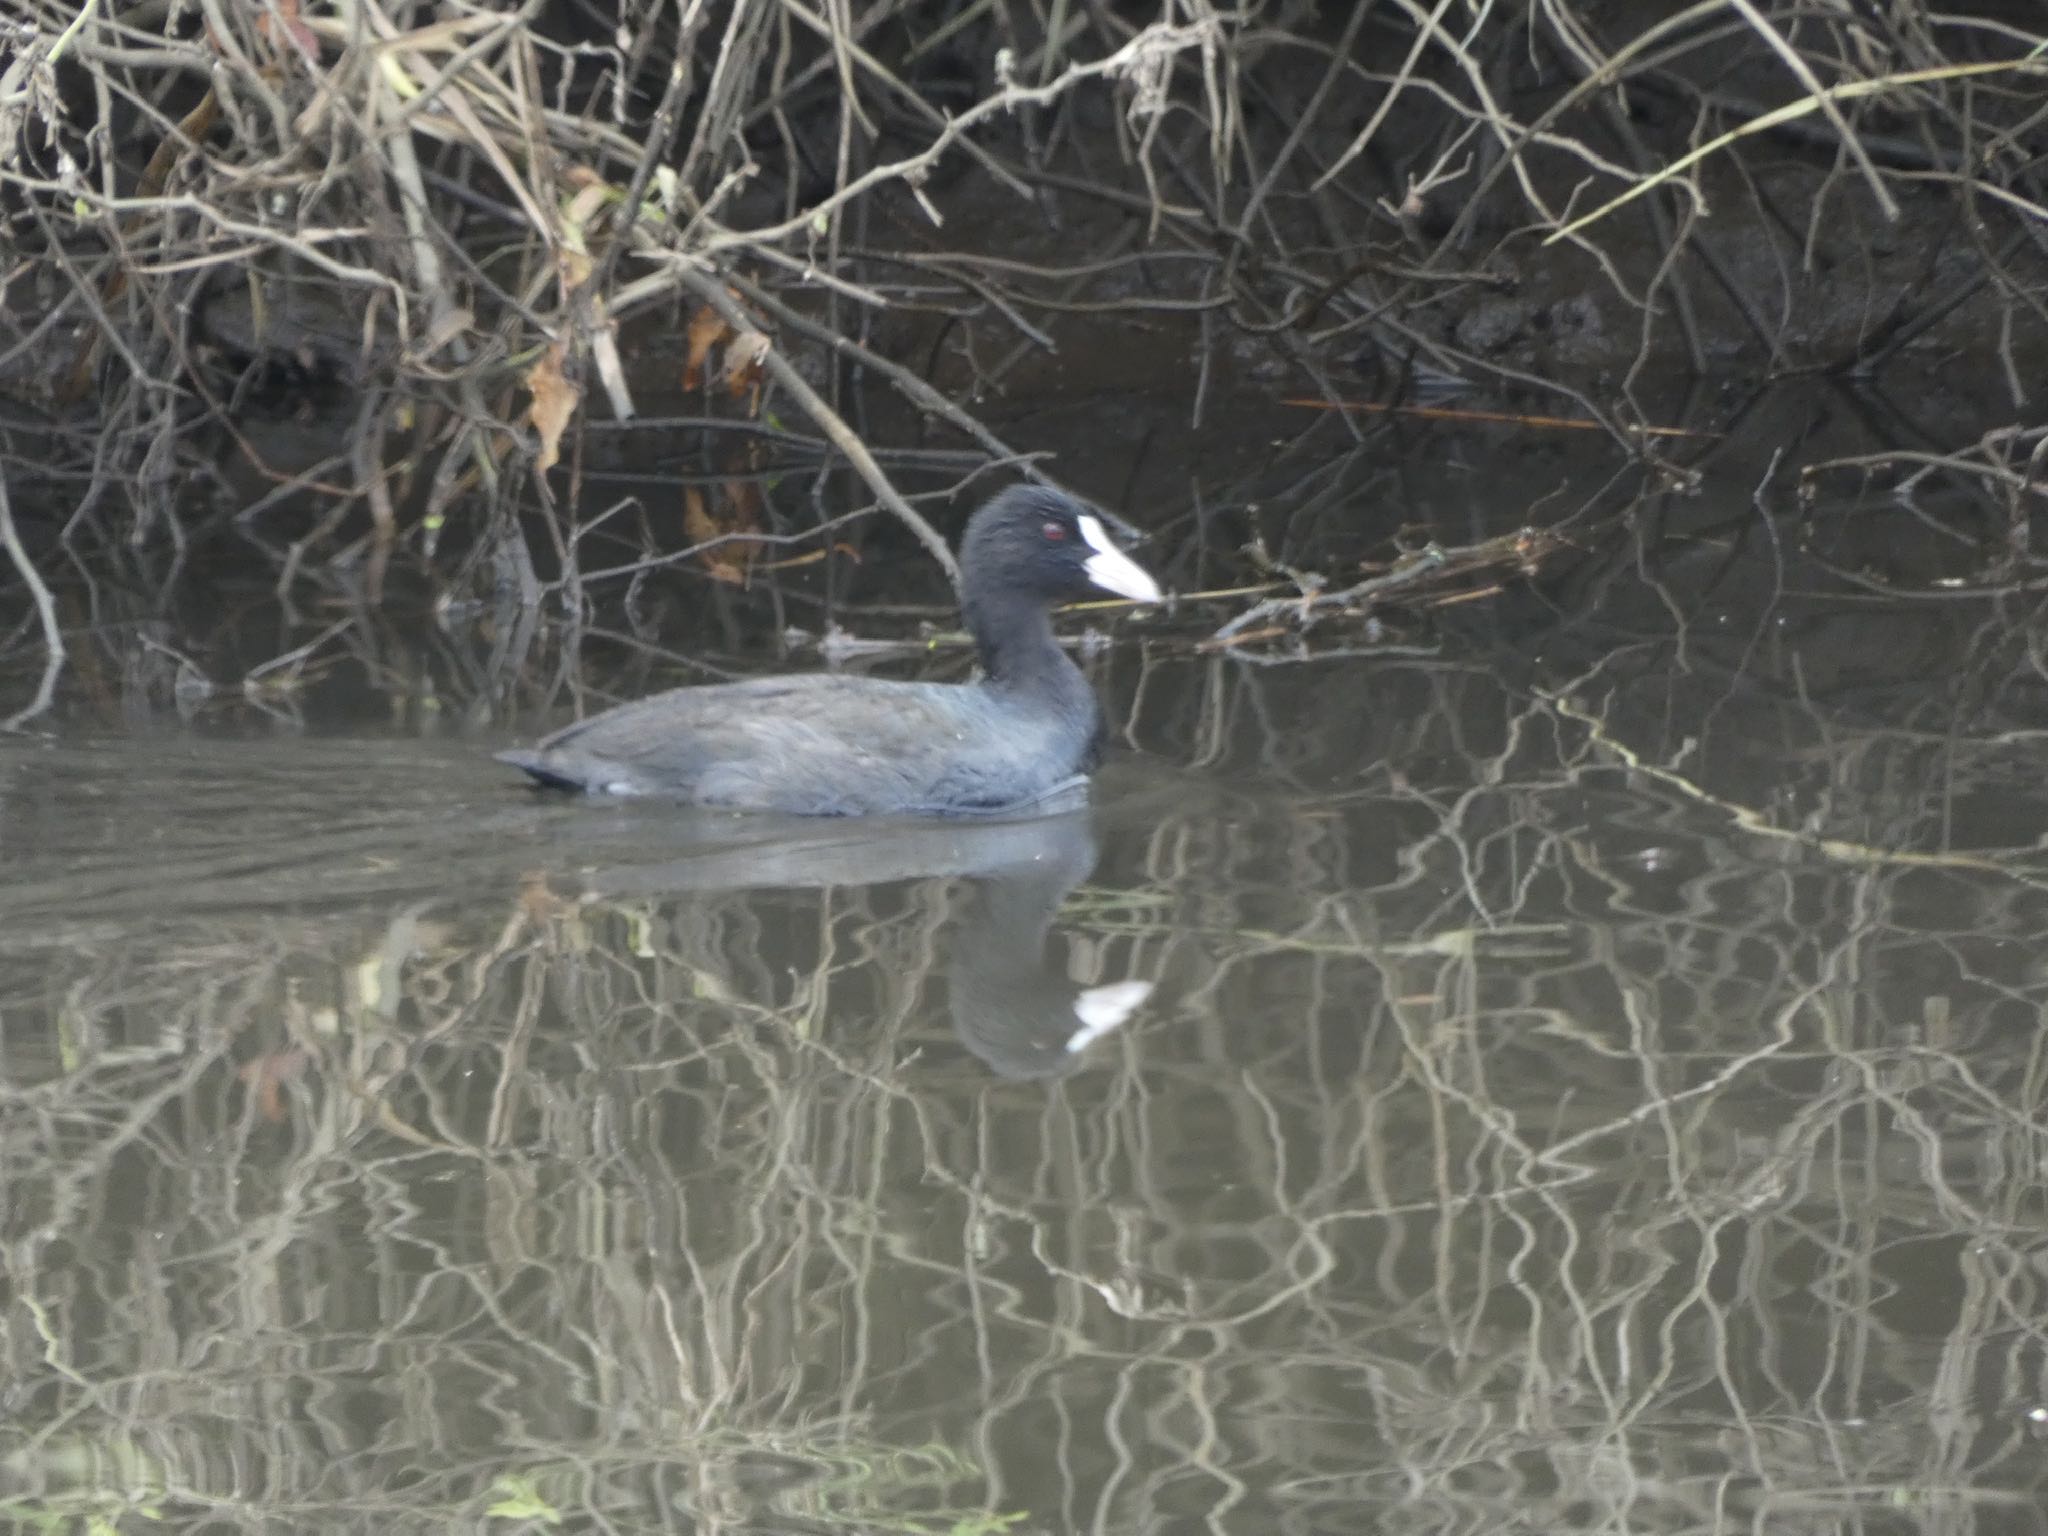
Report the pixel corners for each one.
[254,0,321,64]
[682,289,771,394]
[525,343,578,473]
[519,874,567,921]
[683,485,752,586]
[723,440,768,508]
[238,1048,313,1124]
[682,304,733,391]
[723,474,766,554]
[723,330,769,409]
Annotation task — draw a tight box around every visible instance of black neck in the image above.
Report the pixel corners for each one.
[965,590,1063,683]
[964,589,1096,732]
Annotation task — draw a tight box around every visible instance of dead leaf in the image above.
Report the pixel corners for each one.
[682,304,732,391]
[238,1048,313,1124]
[681,290,770,402]
[723,475,765,548]
[683,486,749,586]
[525,343,578,473]
[254,0,321,64]
[519,874,566,921]
[723,330,769,408]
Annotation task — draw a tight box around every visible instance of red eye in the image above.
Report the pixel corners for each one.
[1043,521,1067,541]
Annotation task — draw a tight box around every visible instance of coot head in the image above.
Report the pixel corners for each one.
[962,485,1163,607]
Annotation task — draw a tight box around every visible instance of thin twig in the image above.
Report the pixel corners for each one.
[0,465,66,729]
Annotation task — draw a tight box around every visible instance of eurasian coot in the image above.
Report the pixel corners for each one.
[496,485,1163,814]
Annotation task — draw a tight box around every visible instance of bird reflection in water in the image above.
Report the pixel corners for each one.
[944,808,1151,1078]
[569,797,1152,1079]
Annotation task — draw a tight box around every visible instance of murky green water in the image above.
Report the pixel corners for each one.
[6,386,2048,1534]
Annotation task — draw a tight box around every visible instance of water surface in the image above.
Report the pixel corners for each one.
[6,387,2048,1534]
